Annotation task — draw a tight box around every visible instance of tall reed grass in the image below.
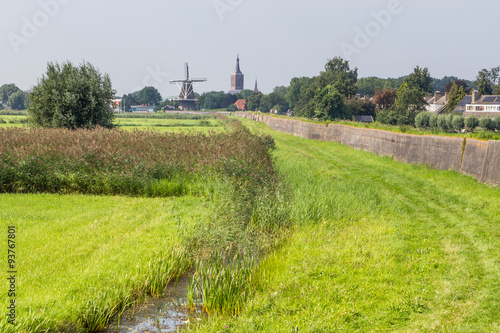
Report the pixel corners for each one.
[0,121,275,197]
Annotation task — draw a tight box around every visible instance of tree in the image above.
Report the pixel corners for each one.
[28,61,115,129]
[246,93,263,111]
[235,89,254,99]
[343,97,375,116]
[464,116,479,132]
[394,82,427,125]
[313,85,346,120]
[296,57,357,118]
[476,69,493,95]
[404,66,433,93]
[479,117,495,131]
[443,79,470,94]
[0,84,21,103]
[286,77,311,110]
[356,77,401,96]
[415,112,430,128]
[121,92,139,111]
[319,57,358,97]
[137,86,162,106]
[452,115,464,132]
[221,93,238,108]
[444,84,466,114]
[373,89,397,110]
[489,66,500,88]
[273,86,288,97]
[261,92,288,113]
[7,91,29,110]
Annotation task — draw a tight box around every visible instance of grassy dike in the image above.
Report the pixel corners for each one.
[191,118,500,332]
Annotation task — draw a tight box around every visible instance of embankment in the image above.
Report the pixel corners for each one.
[236,112,499,186]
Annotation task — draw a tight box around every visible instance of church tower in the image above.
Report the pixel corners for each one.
[229,55,244,94]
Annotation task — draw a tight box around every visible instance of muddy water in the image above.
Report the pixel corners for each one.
[103,275,203,333]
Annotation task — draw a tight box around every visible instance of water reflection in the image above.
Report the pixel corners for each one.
[104,276,201,333]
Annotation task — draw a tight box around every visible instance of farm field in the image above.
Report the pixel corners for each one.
[0,114,223,133]
[0,115,28,127]
[114,116,222,133]
[191,118,500,332]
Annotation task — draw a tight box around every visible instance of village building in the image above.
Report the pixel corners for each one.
[130,105,155,113]
[463,91,500,117]
[228,55,244,94]
[234,99,247,111]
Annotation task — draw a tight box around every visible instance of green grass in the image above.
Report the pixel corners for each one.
[0,115,224,133]
[114,117,220,130]
[190,118,500,332]
[0,115,28,127]
[0,193,208,332]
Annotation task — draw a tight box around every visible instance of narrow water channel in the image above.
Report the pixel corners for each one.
[103,275,203,333]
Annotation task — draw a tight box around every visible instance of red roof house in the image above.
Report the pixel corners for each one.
[234,99,247,111]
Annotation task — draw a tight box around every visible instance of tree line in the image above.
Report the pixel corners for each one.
[5,59,500,130]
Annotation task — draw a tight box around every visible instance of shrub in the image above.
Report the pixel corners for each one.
[376,109,396,125]
[429,113,439,129]
[479,117,494,131]
[445,114,455,131]
[465,116,479,132]
[494,116,500,131]
[437,115,448,131]
[452,115,464,132]
[415,112,430,128]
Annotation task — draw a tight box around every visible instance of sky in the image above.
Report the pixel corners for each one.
[1,0,499,98]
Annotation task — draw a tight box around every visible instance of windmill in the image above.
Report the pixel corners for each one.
[170,63,206,111]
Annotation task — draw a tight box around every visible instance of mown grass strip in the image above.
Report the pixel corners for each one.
[190,117,500,332]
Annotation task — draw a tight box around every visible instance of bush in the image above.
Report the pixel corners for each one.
[479,117,494,131]
[494,116,500,131]
[415,112,430,128]
[452,115,464,132]
[437,115,448,131]
[429,113,439,129]
[376,109,398,125]
[28,61,115,129]
[227,104,238,111]
[445,114,454,131]
[465,116,479,132]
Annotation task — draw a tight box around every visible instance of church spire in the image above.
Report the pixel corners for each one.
[234,55,242,74]
[254,78,259,94]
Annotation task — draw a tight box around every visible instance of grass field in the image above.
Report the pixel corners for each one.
[0,115,223,133]
[114,117,223,133]
[1,194,207,332]
[0,115,28,128]
[190,117,500,332]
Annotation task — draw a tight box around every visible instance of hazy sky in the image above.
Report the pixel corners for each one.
[2,0,499,97]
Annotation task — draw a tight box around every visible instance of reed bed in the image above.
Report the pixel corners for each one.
[0,122,275,197]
